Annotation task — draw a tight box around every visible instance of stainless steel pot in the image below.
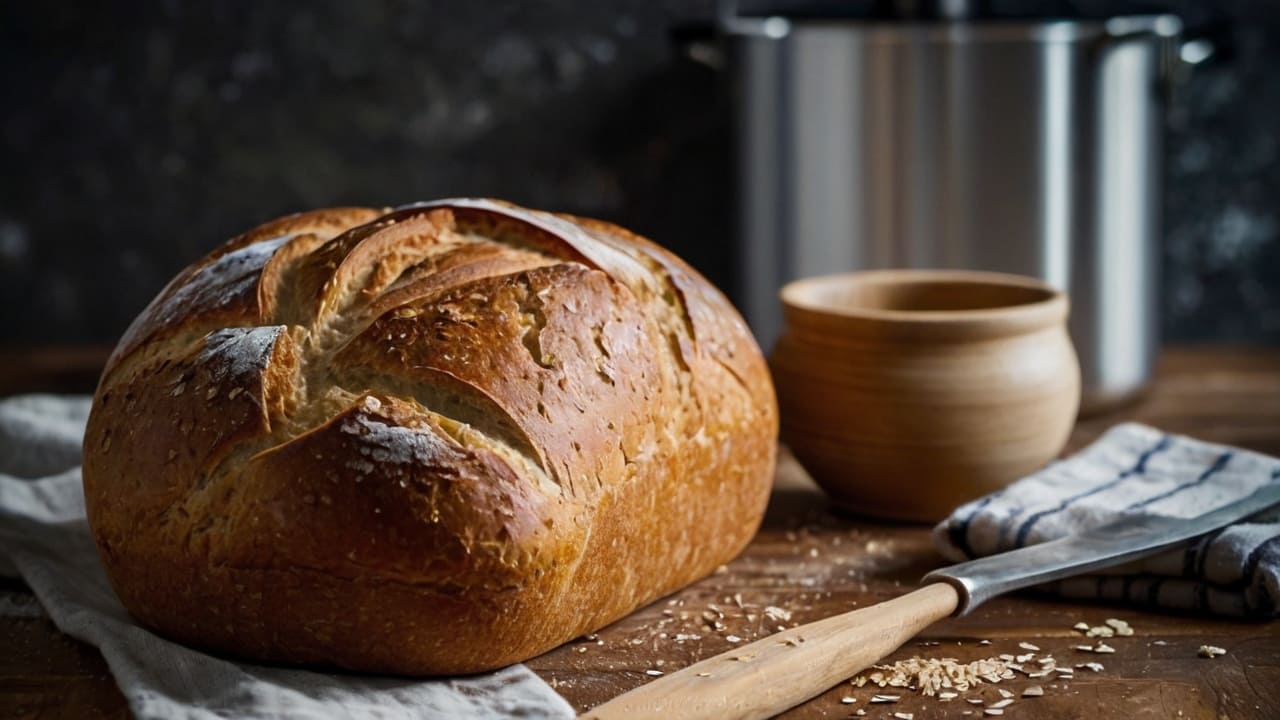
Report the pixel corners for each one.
[726,10,1199,412]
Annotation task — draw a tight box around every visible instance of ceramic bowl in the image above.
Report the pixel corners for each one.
[773,269,1081,522]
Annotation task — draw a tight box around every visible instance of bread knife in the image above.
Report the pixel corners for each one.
[581,481,1280,720]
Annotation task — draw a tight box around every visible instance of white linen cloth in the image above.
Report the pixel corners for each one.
[0,394,575,719]
[935,423,1280,617]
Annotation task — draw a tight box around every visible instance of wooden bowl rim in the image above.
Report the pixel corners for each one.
[780,269,1068,337]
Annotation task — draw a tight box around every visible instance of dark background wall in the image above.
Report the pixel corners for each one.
[2,1,1277,348]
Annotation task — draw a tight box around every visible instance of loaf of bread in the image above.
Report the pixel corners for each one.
[83,199,777,674]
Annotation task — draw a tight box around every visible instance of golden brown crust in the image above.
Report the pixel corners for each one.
[82,199,778,675]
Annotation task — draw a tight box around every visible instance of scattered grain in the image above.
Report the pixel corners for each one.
[644,669,663,676]
[855,655,1016,695]
[764,606,793,622]
[1023,686,1044,697]
[1198,645,1226,659]
[1104,618,1134,636]
[1018,642,1041,652]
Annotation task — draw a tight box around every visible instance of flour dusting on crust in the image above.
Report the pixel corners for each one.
[155,236,291,328]
[341,407,445,469]
[200,325,285,382]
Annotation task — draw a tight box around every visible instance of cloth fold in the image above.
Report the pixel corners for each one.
[0,394,574,720]
[935,422,1280,617]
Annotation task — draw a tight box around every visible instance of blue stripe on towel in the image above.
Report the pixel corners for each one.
[1185,525,1230,577]
[949,493,1000,558]
[1242,536,1278,585]
[1129,452,1234,510]
[1241,536,1279,615]
[1012,434,1172,547]
[1147,577,1165,607]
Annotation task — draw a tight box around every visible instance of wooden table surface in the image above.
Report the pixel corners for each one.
[2,346,1279,719]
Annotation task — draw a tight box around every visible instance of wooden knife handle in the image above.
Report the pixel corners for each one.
[579,583,959,720]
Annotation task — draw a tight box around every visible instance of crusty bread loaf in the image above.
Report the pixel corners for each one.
[83,199,777,674]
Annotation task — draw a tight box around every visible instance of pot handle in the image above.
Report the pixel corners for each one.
[1098,15,1226,106]
[671,20,723,70]
[1101,15,1228,71]
[671,13,793,71]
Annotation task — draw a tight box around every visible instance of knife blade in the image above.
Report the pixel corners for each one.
[925,479,1280,614]
[581,481,1280,720]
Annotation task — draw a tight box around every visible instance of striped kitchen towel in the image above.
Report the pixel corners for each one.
[934,423,1280,617]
